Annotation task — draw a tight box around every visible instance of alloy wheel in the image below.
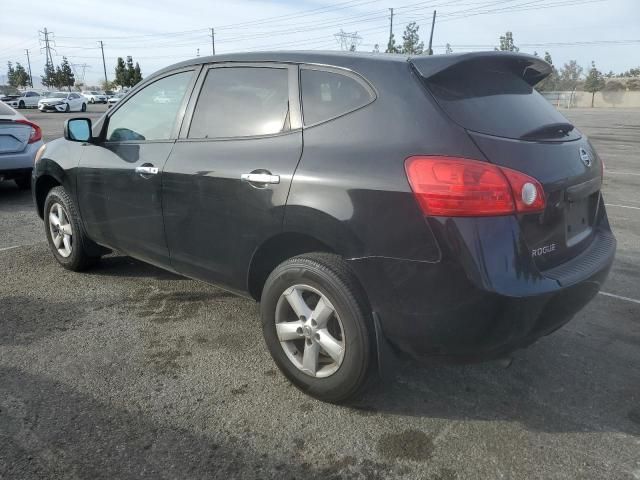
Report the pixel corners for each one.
[275,284,345,378]
[48,202,73,258]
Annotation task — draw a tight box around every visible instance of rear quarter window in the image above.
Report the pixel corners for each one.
[300,68,374,125]
[425,66,572,140]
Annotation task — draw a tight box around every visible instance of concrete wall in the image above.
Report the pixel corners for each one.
[542,90,640,108]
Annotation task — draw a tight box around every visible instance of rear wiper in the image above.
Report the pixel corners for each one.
[521,122,574,140]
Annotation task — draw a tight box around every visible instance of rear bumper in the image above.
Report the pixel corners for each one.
[348,217,615,362]
[0,141,41,174]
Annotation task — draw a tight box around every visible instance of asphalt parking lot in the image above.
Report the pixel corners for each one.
[1,106,639,479]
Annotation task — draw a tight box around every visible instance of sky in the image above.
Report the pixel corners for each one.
[0,0,638,87]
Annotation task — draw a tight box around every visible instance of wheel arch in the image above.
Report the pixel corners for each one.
[34,159,67,218]
[247,232,336,301]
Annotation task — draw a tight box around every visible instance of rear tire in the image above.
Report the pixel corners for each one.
[90,98,95,104]
[261,253,374,403]
[81,103,87,112]
[44,186,100,271]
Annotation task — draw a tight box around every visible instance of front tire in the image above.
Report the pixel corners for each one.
[64,103,70,113]
[81,103,87,112]
[18,100,25,109]
[90,98,95,104]
[261,253,374,403]
[44,186,100,271]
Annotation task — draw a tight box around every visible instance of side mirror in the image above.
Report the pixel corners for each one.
[64,118,92,142]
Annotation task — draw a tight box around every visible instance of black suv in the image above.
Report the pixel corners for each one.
[32,51,615,402]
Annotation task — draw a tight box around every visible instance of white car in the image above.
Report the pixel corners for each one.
[82,91,107,104]
[3,91,41,109]
[38,92,87,113]
[107,91,127,108]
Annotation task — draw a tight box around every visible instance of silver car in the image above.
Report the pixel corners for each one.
[0,102,44,189]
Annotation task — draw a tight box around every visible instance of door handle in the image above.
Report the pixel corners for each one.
[241,173,280,184]
[135,165,159,175]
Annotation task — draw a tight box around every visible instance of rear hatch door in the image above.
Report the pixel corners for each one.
[412,53,604,270]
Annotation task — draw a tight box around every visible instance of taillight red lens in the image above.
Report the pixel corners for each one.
[15,119,42,144]
[405,156,545,217]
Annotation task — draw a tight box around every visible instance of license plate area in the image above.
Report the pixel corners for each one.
[565,193,598,247]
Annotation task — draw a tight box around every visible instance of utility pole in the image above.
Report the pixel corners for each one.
[25,49,33,87]
[427,10,437,55]
[388,8,394,52]
[210,28,215,55]
[99,41,108,86]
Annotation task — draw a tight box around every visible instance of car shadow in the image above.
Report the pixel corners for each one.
[350,318,640,436]
[0,181,32,204]
[0,366,397,479]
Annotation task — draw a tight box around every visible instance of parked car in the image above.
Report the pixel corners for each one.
[107,91,126,108]
[3,91,41,109]
[32,51,615,403]
[0,102,43,189]
[82,91,107,104]
[0,94,20,104]
[38,92,86,113]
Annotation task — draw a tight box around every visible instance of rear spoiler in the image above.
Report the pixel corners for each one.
[409,51,552,86]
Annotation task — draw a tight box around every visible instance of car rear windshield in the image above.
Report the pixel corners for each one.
[424,65,574,140]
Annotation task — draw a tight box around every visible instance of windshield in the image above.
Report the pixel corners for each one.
[50,92,68,98]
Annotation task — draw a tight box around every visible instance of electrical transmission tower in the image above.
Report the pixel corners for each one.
[39,27,56,69]
[334,30,362,51]
[71,63,91,84]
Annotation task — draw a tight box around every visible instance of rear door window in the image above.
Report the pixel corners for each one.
[300,68,374,125]
[188,67,290,139]
[425,66,576,140]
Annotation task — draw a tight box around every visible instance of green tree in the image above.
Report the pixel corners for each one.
[602,80,625,106]
[584,61,605,107]
[557,60,583,90]
[131,62,143,86]
[7,62,16,87]
[496,31,519,52]
[114,57,128,87]
[12,63,30,88]
[536,51,559,92]
[627,78,640,90]
[58,57,75,90]
[385,33,400,53]
[100,79,116,91]
[54,65,64,89]
[125,56,135,86]
[41,63,56,88]
[401,22,424,55]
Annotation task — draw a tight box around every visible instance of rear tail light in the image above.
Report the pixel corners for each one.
[15,119,43,144]
[405,156,545,217]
